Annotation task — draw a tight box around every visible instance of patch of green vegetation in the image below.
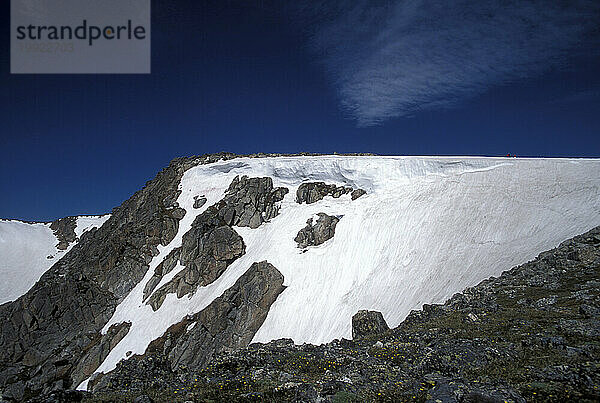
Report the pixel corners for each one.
[332,390,361,403]
[282,351,343,376]
[84,379,293,403]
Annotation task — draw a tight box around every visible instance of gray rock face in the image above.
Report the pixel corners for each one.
[71,321,131,388]
[145,176,289,311]
[294,213,340,249]
[146,205,245,311]
[296,182,353,204]
[0,153,237,400]
[91,261,285,392]
[219,176,289,229]
[166,261,285,370]
[142,248,181,301]
[193,195,207,209]
[351,310,389,339]
[49,216,77,250]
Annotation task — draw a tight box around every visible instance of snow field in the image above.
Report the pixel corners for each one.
[81,156,600,389]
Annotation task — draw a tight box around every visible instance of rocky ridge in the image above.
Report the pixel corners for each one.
[0,152,306,400]
[90,261,285,392]
[49,217,78,250]
[145,175,288,311]
[76,226,600,403]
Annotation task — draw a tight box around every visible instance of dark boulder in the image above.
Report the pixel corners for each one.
[294,213,340,249]
[193,195,207,209]
[351,310,389,339]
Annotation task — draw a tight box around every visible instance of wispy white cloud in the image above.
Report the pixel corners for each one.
[295,1,600,126]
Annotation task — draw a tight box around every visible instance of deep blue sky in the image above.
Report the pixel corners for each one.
[1,1,599,221]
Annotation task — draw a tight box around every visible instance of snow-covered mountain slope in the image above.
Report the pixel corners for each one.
[0,215,110,304]
[85,155,600,384]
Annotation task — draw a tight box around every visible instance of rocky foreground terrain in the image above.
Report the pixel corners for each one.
[25,225,599,403]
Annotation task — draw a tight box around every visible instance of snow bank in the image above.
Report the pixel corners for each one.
[75,215,111,238]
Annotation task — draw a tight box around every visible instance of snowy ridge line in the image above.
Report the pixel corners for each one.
[0,213,110,225]
[74,215,111,238]
[80,156,600,390]
[0,218,58,227]
[0,214,111,305]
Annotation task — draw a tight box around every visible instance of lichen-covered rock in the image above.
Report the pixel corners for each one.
[352,310,389,339]
[294,213,340,249]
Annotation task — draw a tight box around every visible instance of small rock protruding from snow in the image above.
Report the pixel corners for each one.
[352,310,389,339]
[294,213,340,249]
[49,216,77,250]
[351,189,367,200]
[222,176,289,228]
[193,196,207,209]
[296,182,353,204]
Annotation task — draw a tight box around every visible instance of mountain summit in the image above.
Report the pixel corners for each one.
[1,154,599,401]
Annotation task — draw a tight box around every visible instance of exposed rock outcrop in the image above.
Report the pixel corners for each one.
[219,176,288,229]
[294,213,340,249]
[296,182,352,204]
[49,216,77,250]
[142,248,181,301]
[71,321,131,388]
[91,261,285,393]
[296,182,366,204]
[351,189,367,200]
[146,206,245,311]
[146,176,289,311]
[0,153,236,400]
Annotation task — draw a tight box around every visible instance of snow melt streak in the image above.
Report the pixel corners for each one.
[86,156,600,387]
